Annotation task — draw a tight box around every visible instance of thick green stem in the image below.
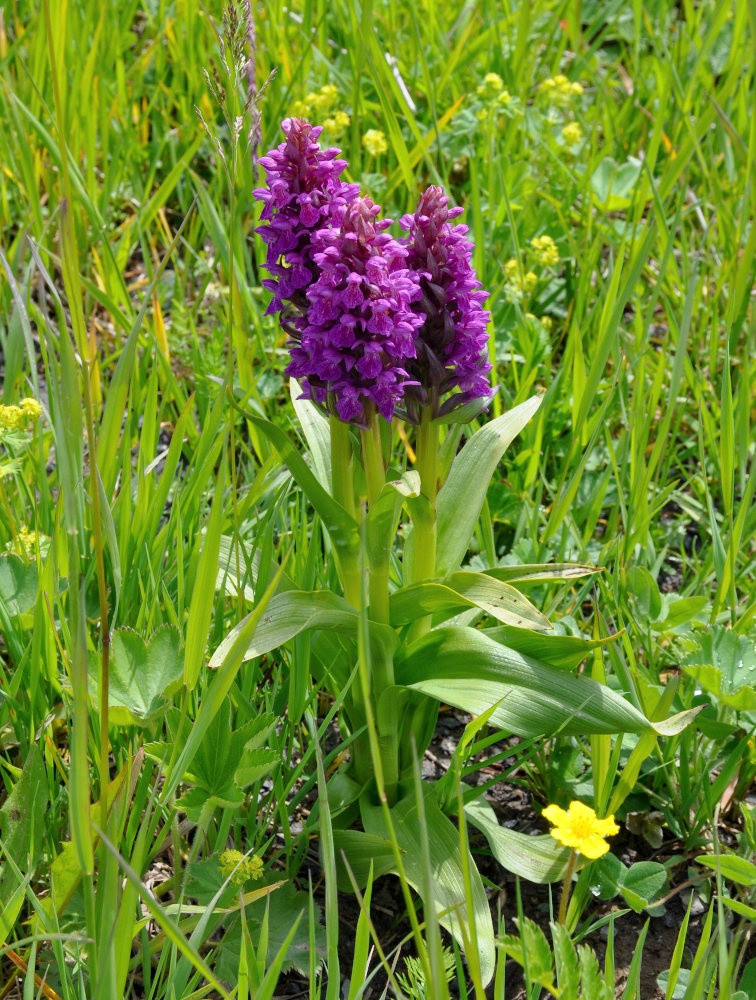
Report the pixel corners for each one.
[360,416,390,625]
[330,415,361,607]
[407,411,439,642]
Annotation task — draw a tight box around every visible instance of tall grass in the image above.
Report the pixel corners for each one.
[0,0,754,995]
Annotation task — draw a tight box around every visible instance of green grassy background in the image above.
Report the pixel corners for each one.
[0,0,755,995]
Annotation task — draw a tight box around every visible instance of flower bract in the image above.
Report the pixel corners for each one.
[543,800,619,859]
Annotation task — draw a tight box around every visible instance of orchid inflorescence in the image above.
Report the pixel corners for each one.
[255,117,492,428]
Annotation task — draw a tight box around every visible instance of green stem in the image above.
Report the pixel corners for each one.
[558,849,578,925]
[330,415,361,607]
[360,416,390,625]
[360,415,385,509]
[407,410,439,642]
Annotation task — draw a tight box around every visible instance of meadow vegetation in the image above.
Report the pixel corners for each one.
[0,0,755,997]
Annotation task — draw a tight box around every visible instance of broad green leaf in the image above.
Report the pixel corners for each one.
[332,829,397,891]
[362,787,495,986]
[463,797,570,883]
[0,554,38,615]
[588,853,626,900]
[242,413,360,562]
[366,472,421,572]
[696,854,756,886]
[482,625,616,670]
[590,156,644,211]
[105,626,183,723]
[390,572,550,630]
[214,881,326,979]
[434,395,543,576]
[182,701,269,800]
[681,627,756,710]
[663,596,708,629]
[397,627,697,737]
[234,748,279,788]
[620,861,667,912]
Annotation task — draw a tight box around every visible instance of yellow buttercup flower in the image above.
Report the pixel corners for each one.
[543,801,619,860]
[219,849,264,886]
[362,129,388,156]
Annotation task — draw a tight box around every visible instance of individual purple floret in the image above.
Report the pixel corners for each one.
[399,186,493,420]
[254,118,359,330]
[286,197,425,425]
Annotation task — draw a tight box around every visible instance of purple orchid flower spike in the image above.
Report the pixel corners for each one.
[254,118,359,332]
[399,185,494,422]
[286,196,425,425]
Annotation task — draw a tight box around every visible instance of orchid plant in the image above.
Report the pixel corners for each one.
[214,119,695,983]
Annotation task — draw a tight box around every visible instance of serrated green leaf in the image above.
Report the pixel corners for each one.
[500,916,554,986]
[104,626,183,723]
[552,921,579,996]
[234,747,279,788]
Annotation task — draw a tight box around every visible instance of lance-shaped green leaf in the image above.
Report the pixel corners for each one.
[397,627,698,738]
[481,625,618,671]
[390,571,551,630]
[463,796,572,884]
[289,378,332,491]
[210,591,358,667]
[482,562,602,583]
[434,395,543,576]
[209,590,398,668]
[366,471,421,571]
[242,413,360,561]
[361,787,495,986]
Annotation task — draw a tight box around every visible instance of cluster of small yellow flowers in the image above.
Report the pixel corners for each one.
[218,849,264,886]
[538,74,583,103]
[474,71,514,121]
[503,258,538,299]
[530,234,559,268]
[11,526,37,559]
[362,129,388,156]
[562,121,583,147]
[477,72,504,100]
[322,109,351,140]
[291,83,340,119]
[0,398,42,432]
